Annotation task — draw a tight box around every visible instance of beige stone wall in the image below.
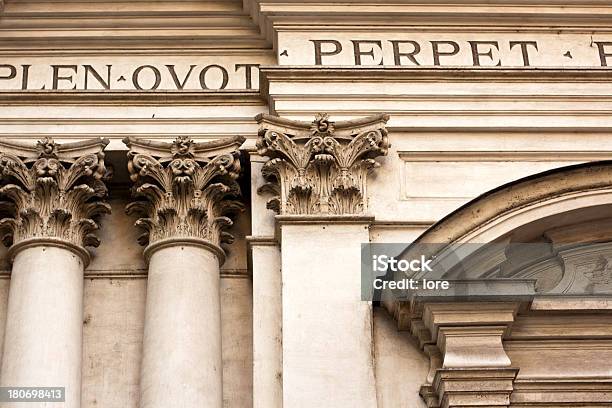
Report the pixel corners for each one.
[373,309,429,408]
[81,278,145,408]
[1,1,612,407]
[82,197,253,408]
[0,195,253,407]
[0,1,263,400]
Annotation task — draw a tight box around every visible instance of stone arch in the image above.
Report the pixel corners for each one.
[383,162,612,408]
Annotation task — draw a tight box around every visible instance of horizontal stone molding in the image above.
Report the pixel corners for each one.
[275,214,375,225]
[0,0,271,51]
[245,235,278,246]
[142,237,226,264]
[260,67,612,91]
[433,367,519,408]
[246,1,612,45]
[512,376,612,406]
[0,90,264,105]
[398,150,612,162]
[7,236,91,266]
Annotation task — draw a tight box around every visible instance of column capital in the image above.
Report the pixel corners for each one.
[256,113,389,216]
[0,137,111,264]
[124,135,245,263]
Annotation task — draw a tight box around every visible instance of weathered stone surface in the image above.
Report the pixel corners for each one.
[256,113,389,215]
[124,135,244,258]
[0,137,110,261]
[1,2,612,408]
[0,138,111,408]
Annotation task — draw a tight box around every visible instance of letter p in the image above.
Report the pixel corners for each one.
[0,65,16,81]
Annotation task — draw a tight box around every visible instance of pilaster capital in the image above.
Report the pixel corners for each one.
[0,137,111,263]
[124,136,245,262]
[256,113,389,216]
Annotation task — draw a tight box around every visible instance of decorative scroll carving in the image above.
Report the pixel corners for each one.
[256,113,389,215]
[124,135,245,252]
[0,137,111,251]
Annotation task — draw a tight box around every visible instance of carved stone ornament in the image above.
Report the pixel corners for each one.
[0,137,111,260]
[124,135,245,259]
[256,113,389,215]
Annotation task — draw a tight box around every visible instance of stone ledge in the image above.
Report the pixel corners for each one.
[275,214,375,225]
[0,90,264,105]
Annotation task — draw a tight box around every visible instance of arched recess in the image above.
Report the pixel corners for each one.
[381,161,612,408]
[418,160,612,245]
[390,161,612,296]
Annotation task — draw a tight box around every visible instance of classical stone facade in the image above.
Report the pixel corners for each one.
[0,1,611,407]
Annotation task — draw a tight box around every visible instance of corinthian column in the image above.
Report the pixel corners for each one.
[124,135,245,408]
[256,113,389,407]
[0,137,110,407]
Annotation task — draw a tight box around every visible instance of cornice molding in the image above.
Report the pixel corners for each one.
[512,377,612,406]
[0,137,111,264]
[0,1,272,51]
[124,135,245,261]
[275,214,374,224]
[0,90,265,106]
[260,65,612,85]
[259,66,612,104]
[245,0,612,45]
[256,113,389,215]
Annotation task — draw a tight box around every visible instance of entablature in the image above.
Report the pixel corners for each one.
[245,0,612,48]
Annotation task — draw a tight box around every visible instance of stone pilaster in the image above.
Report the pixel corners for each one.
[249,153,282,408]
[0,137,110,408]
[124,135,244,408]
[256,113,389,407]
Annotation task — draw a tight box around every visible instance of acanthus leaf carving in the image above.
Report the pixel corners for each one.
[124,135,245,253]
[0,137,111,253]
[256,113,389,216]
